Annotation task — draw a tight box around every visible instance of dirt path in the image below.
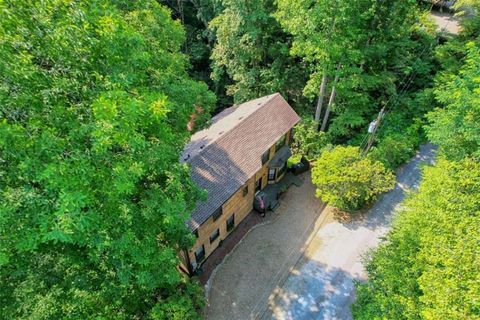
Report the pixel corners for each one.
[264,144,436,320]
[430,10,460,34]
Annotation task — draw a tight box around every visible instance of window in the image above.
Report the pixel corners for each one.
[243,185,249,197]
[275,134,286,151]
[209,229,220,244]
[278,161,287,178]
[226,214,235,232]
[193,229,199,238]
[212,207,222,221]
[255,177,262,192]
[261,149,270,165]
[195,245,205,263]
[268,168,276,181]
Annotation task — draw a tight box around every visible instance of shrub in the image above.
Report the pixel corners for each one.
[311,146,395,211]
[287,154,303,168]
[369,120,422,170]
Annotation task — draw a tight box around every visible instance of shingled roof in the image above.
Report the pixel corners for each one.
[182,93,300,230]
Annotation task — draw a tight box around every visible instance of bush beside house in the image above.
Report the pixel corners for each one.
[311,146,395,211]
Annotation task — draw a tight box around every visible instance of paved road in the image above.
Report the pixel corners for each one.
[265,144,436,320]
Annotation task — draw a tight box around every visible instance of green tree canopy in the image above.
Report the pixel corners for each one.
[354,21,480,320]
[426,41,480,160]
[311,146,395,211]
[0,0,214,318]
[352,159,480,320]
[275,0,434,139]
[210,0,307,104]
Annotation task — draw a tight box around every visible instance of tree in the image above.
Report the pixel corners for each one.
[426,41,480,160]
[368,119,423,170]
[354,23,480,319]
[291,118,331,161]
[159,0,223,84]
[0,1,215,318]
[276,0,434,139]
[352,159,480,320]
[209,0,307,104]
[275,0,368,131]
[311,146,395,211]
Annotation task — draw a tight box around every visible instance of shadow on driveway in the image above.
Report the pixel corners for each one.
[204,173,328,320]
[264,144,436,320]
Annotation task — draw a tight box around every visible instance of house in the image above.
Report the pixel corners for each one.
[179,93,300,274]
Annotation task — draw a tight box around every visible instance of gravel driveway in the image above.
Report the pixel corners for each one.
[265,144,436,320]
[205,144,436,320]
[204,174,329,320]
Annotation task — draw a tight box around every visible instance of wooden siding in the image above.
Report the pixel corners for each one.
[180,127,294,271]
[185,175,255,266]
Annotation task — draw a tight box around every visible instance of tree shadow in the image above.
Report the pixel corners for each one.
[266,257,360,320]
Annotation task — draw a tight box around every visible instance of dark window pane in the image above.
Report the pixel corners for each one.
[275,134,286,151]
[243,185,248,197]
[195,245,205,263]
[212,207,222,221]
[193,229,199,238]
[261,149,270,165]
[268,168,276,181]
[209,229,220,244]
[255,177,262,192]
[226,214,235,232]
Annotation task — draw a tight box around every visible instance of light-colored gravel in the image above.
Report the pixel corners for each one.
[204,174,329,320]
[205,144,436,320]
[265,144,436,320]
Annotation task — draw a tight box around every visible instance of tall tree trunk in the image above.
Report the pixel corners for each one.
[315,0,338,131]
[314,73,328,131]
[320,74,340,132]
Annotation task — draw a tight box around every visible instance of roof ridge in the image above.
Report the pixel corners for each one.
[188,93,279,160]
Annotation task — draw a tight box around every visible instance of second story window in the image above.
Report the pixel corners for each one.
[226,214,235,232]
[212,207,223,221]
[195,244,205,263]
[243,185,249,197]
[275,134,286,151]
[261,149,270,165]
[209,229,220,244]
[288,128,294,145]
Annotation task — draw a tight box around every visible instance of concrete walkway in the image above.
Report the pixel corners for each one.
[265,144,436,320]
[204,174,329,320]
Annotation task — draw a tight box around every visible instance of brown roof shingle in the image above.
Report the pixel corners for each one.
[183,93,300,230]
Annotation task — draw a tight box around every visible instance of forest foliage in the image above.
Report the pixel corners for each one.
[1,0,478,319]
[353,12,480,320]
[311,146,395,212]
[0,1,214,319]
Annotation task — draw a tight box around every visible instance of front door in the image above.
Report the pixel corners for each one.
[255,177,262,193]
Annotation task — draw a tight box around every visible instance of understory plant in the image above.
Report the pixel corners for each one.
[369,119,423,170]
[311,146,395,211]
